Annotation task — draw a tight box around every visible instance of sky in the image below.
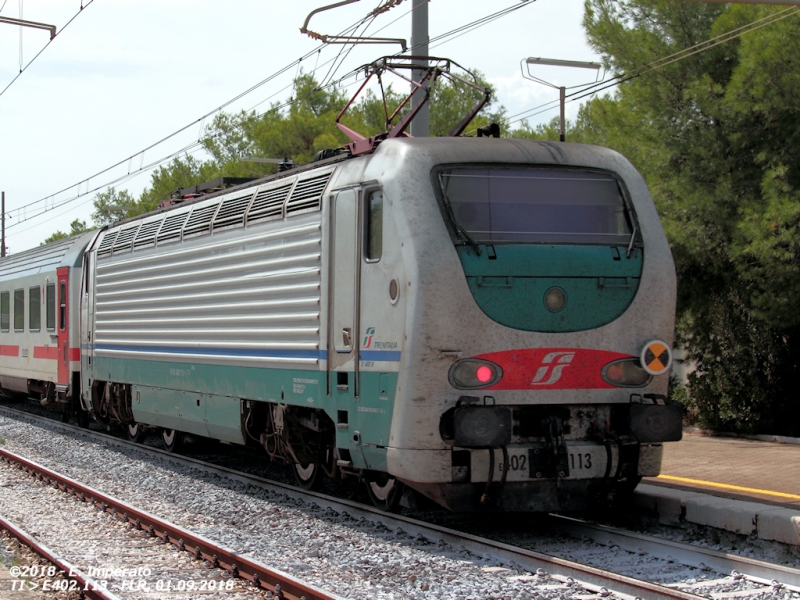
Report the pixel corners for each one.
[0,0,601,252]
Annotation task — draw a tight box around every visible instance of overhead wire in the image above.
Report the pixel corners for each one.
[7,0,540,235]
[0,0,96,100]
[6,64,376,233]
[5,8,380,221]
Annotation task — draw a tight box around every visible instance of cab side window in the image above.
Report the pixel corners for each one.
[365,190,383,262]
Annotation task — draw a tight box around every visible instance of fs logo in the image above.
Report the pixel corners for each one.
[531,351,575,385]
[363,327,375,348]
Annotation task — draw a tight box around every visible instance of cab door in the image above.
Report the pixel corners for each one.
[56,267,69,384]
[329,188,361,395]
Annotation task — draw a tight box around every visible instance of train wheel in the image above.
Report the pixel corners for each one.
[127,422,145,444]
[161,429,183,453]
[365,474,402,512]
[293,462,324,491]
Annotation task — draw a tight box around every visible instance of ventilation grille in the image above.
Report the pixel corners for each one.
[247,183,292,224]
[96,231,118,258]
[183,204,218,239]
[157,211,190,245]
[213,193,254,232]
[286,173,331,215]
[133,218,163,250]
[111,224,140,254]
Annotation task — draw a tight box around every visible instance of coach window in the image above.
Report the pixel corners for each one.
[46,284,56,331]
[0,292,8,332]
[59,282,66,331]
[13,289,24,332]
[29,286,41,332]
[365,189,383,262]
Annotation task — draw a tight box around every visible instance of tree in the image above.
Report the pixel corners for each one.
[575,1,800,434]
[42,219,91,244]
[91,188,138,226]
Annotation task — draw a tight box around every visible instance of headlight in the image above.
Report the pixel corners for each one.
[601,358,652,387]
[449,359,503,389]
[544,286,567,312]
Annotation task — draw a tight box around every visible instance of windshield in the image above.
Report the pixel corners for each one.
[439,168,633,245]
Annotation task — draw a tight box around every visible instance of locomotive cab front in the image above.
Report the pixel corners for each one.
[372,138,680,512]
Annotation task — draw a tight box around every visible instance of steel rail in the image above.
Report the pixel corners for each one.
[0,512,119,600]
[0,447,341,600]
[545,514,800,592]
[0,406,701,600]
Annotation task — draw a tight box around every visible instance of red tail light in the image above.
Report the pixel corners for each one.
[449,359,503,389]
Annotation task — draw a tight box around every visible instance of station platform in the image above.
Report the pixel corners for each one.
[635,432,800,546]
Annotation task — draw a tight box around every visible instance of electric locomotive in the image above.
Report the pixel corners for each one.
[0,60,681,512]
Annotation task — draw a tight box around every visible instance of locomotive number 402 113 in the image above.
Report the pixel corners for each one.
[499,452,592,473]
[495,446,611,482]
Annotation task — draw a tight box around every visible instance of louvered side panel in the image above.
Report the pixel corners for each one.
[183,203,219,239]
[286,172,331,216]
[112,224,140,255]
[96,231,118,258]
[93,215,323,367]
[157,210,190,246]
[133,217,163,250]
[213,192,255,232]
[247,182,292,224]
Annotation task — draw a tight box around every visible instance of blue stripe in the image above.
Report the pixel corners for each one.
[360,350,402,362]
[94,343,326,360]
[91,344,403,362]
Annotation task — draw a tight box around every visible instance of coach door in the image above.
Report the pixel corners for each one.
[329,188,360,397]
[56,267,69,384]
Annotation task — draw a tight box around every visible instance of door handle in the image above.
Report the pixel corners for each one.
[342,327,352,348]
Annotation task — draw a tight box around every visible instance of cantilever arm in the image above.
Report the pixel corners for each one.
[300,0,360,34]
[300,0,407,50]
[0,16,56,40]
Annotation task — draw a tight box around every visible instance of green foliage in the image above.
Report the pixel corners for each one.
[91,188,137,226]
[578,1,800,434]
[79,69,505,233]
[511,117,582,142]
[42,219,91,244]
[428,71,507,136]
[137,155,220,215]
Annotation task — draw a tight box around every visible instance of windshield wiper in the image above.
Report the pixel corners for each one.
[626,223,639,258]
[438,175,482,256]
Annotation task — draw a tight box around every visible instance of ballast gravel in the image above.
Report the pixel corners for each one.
[0,464,260,600]
[0,412,797,600]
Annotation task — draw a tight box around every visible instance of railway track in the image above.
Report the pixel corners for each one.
[0,404,798,599]
[0,446,338,600]
[0,513,117,600]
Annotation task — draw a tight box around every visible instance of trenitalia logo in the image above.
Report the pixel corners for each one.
[363,327,375,348]
[531,351,575,385]
[471,348,636,390]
